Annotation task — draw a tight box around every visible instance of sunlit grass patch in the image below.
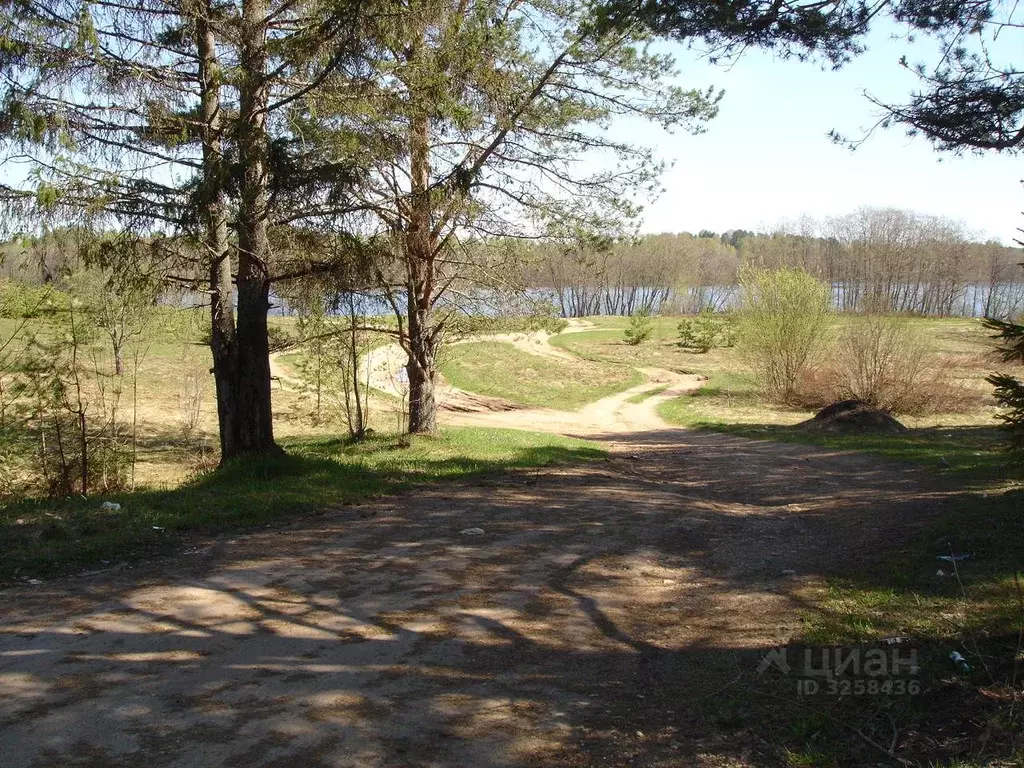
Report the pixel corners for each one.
[625,384,670,404]
[440,341,641,410]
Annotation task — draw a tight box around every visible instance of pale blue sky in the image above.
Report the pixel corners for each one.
[637,23,1022,244]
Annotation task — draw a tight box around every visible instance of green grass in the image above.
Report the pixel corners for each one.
[756,484,1024,767]
[660,380,1007,477]
[0,316,24,338]
[713,423,1006,476]
[657,371,768,425]
[440,341,642,410]
[625,384,670,404]
[551,326,711,369]
[663,390,1006,474]
[695,370,757,398]
[0,427,605,582]
[799,482,1024,646]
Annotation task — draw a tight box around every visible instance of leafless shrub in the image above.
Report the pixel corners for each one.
[19,298,136,496]
[185,435,218,476]
[789,366,841,411]
[177,354,206,437]
[336,294,370,441]
[832,315,933,412]
[794,315,988,415]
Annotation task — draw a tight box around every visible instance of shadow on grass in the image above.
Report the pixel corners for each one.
[671,421,1022,648]
[798,479,1024,648]
[0,428,604,582]
[703,422,1008,480]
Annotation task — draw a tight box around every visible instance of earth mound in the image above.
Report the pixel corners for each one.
[798,399,908,434]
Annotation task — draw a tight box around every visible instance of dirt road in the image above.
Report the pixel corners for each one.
[0,424,952,767]
[446,366,705,436]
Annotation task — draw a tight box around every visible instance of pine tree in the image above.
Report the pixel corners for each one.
[983,226,1024,461]
[0,0,380,460]
[346,0,720,433]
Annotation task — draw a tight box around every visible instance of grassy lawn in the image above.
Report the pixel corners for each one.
[658,370,808,425]
[0,427,605,582]
[659,371,1008,477]
[716,422,1005,476]
[440,341,642,410]
[553,325,746,373]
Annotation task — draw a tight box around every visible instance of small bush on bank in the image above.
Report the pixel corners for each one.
[736,267,831,403]
[623,308,654,345]
[677,309,736,352]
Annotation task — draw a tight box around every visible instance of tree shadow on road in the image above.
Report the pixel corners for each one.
[1,427,1021,766]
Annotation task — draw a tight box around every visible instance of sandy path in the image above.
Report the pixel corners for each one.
[458,318,596,363]
[446,366,705,437]
[0,429,953,767]
[268,353,306,392]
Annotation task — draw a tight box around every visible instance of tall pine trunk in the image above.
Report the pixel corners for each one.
[230,0,278,456]
[406,285,438,433]
[405,110,439,434]
[194,0,239,462]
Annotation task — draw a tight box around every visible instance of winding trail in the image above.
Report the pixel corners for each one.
[446,366,705,437]
[363,318,705,437]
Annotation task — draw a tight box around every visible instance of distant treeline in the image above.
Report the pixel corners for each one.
[4,208,1021,320]
[521,208,1023,319]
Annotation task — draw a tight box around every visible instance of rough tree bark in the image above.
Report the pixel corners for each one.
[404,109,440,434]
[194,0,240,462]
[231,0,278,456]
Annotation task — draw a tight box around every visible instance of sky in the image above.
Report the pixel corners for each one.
[634,23,1022,244]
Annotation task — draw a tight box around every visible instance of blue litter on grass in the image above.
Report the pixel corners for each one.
[937,554,971,563]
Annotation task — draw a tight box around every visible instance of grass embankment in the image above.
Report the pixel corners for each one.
[0,427,604,582]
[745,479,1024,767]
[658,374,1006,476]
[440,341,641,410]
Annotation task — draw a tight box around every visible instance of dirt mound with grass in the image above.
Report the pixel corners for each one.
[799,399,908,434]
